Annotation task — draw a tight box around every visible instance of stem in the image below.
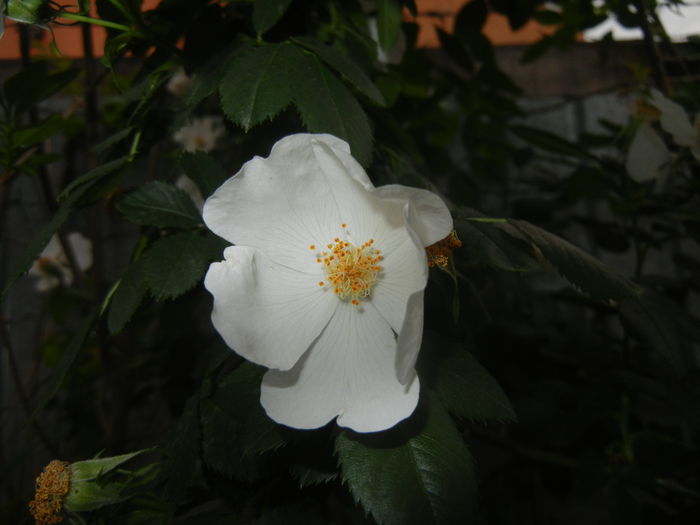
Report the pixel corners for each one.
[632,0,669,93]
[0,320,59,457]
[59,12,130,32]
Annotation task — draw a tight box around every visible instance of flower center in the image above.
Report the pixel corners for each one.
[310,225,383,306]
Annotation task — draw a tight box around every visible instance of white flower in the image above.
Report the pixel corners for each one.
[649,89,700,162]
[175,174,204,212]
[173,116,225,153]
[28,232,92,292]
[367,16,406,65]
[166,68,194,97]
[203,134,452,432]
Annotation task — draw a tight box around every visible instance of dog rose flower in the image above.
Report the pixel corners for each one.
[203,134,452,432]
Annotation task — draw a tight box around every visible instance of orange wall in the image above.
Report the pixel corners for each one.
[0,0,549,59]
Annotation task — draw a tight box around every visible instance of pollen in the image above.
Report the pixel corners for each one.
[309,244,315,250]
[28,460,71,525]
[314,228,382,304]
[426,230,462,268]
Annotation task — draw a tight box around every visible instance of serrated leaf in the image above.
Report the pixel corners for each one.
[141,232,215,300]
[219,43,301,131]
[376,0,402,52]
[117,181,202,229]
[292,37,385,105]
[510,219,638,301]
[336,395,477,525]
[290,53,372,166]
[253,0,292,36]
[200,363,286,480]
[162,395,202,500]
[420,331,516,422]
[178,151,228,199]
[107,261,147,335]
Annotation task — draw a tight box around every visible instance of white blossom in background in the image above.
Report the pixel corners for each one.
[203,134,452,432]
[650,89,700,161]
[176,174,204,212]
[173,116,225,153]
[367,16,406,65]
[166,67,194,97]
[626,89,699,182]
[29,232,92,292]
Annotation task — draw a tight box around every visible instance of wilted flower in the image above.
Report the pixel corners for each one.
[203,134,452,432]
[172,116,225,153]
[28,460,70,525]
[166,67,193,97]
[28,450,154,524]
[28,232,92,292]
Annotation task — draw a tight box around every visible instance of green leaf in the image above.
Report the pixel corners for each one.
[420,331,516,422]
[376,0,402,52]
[510,124,596,160]
[456,215,538,272]
[32,312,97,416]
[292,37,385,105]
[12,114,68,147]
[7,0,54,25]
[141,232,218,300]
[200,363,286,479]
[3,63,79,116]
[619,291,688,374]
[107,261,147,335]
[92,126,134,154]
[290,53,373,166]
[336,395,477,525]
[162,395,202,500]
[2,206,69,297]
[253,0,292,36]
[117,181,202,229]
[178,151,228,199]
[70,450,150,482]
[58,155,131,201]
[510,219,638,301]
[219,43,300,131]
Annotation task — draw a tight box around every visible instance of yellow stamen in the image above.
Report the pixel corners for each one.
[313,224,382,305]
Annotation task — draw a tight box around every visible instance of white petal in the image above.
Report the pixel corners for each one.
[204,245,336,370]
[40,234,63,259]
[626,123,669,182]
[372,225,427,333]
[373,184,453,246]
[35,275,59,292]
[66,232,93,272]
[650,89,696,147]
[204,135,354,272]
[394,290,424,384]
[260,301,419,433]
